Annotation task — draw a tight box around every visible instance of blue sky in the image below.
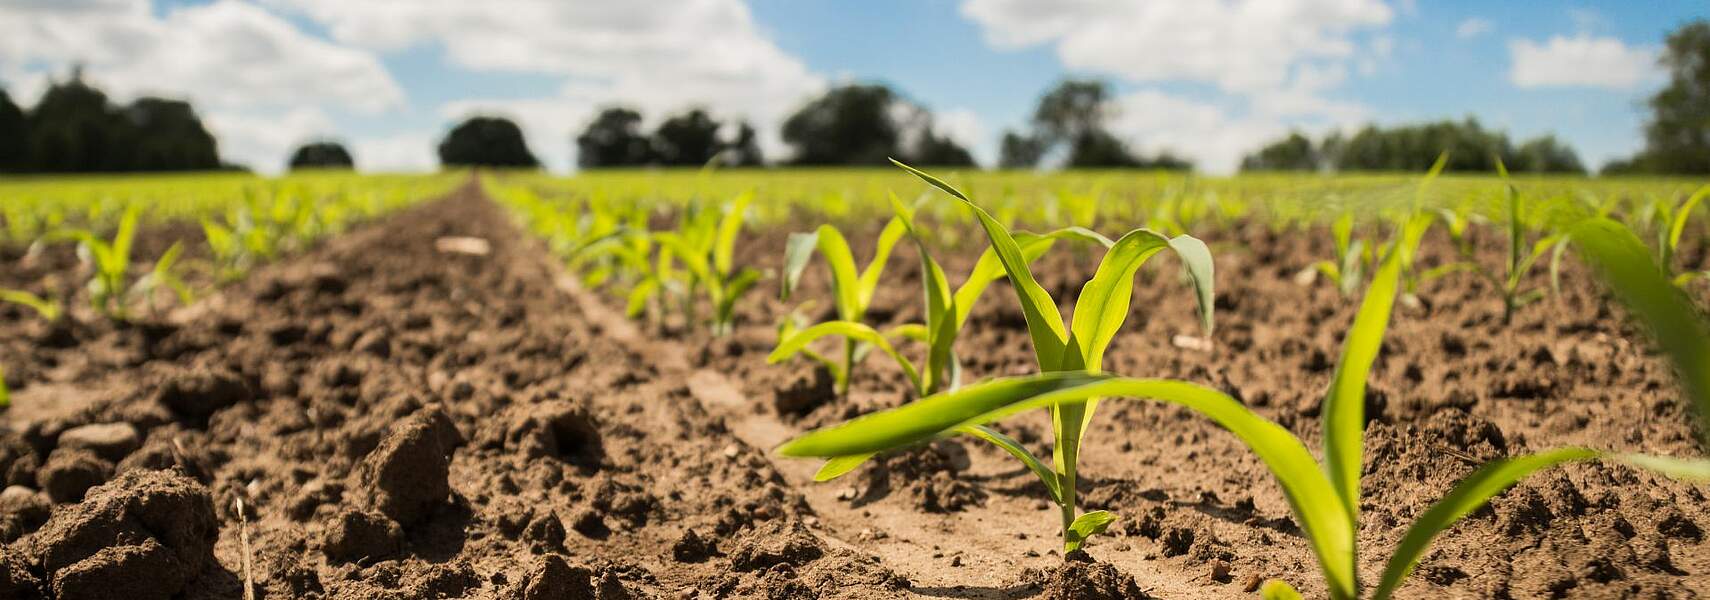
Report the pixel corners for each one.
[1,0,1701,173]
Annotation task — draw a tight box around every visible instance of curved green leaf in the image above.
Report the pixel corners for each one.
[1261,579,1305,600]
[857,217,908,309]
[713,190,752,276]
[1373,447,1600,600]
[1570,218,1710,449]
[1324,248,1403,523]
[1064,509,1117,553]
[814,453,876,481]
[769,321,920,392]
[1666,184,1707,254]
[957,424,1061,504]
[775,372,1355,599]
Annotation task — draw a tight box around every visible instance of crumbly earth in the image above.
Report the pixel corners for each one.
[0,179,1706,599]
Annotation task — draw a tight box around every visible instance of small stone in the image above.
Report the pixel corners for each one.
[1243,574,1263,592]
[57,423,141,462]
[950,556,962,567]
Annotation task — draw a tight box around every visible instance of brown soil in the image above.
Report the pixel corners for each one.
[1,180,1706,599]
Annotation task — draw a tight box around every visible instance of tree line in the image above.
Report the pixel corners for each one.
[4,18,1706,175]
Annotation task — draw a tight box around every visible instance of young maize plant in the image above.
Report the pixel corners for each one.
[802,160,1215,555]
[771,194,1111,402]
[779,243,1707,599]
[0,363,8,409]
[1304,212,1373,296]
[0,288,63,323]
[63,205,142,320]
[777,214,908,395]
[651,192,761,336]
[1423,159,1568,323]
[132,241,194,315]
[1656,183,1708,287]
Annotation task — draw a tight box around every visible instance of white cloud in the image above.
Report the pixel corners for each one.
[1109,89,1361,174]
[0,0,402,112]
[935,108,991,165]
[960,0,1391,94]
[270,0,826,169]
[204,107,336,173]
[960,0,1386,173]
[1455,17,1493,39]
[1509,34,1660,90]
[351,132,438,173]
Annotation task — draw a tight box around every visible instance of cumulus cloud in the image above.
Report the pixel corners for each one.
[959,0,1391,93]
[270,0,826,170]
[351,132,439,173]
[0,0,402,112]
[959,0,1384,173]
[203,107,337,173]
[1508,34,1660,90]
[1455,17,1493,39]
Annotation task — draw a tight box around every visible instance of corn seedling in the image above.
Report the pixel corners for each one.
[778,215,908,394]
[781,242,1706,599]
[827,160,1215,555]
[652,192,760,336]
[1658,184,1708,287]
[63,205,141,320]
[1422,159,1566,323]
[771,195,1108,400]
[132,241,194,315]
[0,288,63,322]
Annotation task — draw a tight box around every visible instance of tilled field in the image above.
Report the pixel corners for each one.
[1,181,1707,599]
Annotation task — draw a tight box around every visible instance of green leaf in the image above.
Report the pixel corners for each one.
[1666,184,1707,255]
[895,159,1070,370]
[0,289,61,322]
[1373,447,1600,600]
[780,231,818,302]
[769,321,921,393]
[1261,580,1305,600]
[951,228,1100,329]
[0,364,8,408]
[1615,453,1710,480]
[1569,218,1710,449]
[1063,510,1117,553]
[775,372,1355,599]
[957,424,1061,504]
[713,191,752,276]
[857,216,908,309]
[814,453,876,481]
[1323,248,1402,524]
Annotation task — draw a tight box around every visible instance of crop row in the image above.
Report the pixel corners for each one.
[494,161,1709,598]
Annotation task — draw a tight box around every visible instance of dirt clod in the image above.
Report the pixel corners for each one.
[36,449,113,503]
[27,469,216,599]
[153,366,251,421]
[322,507,402,562]
[672,528,716,563]
[56,423,141,462]
[516,554,596,600]
[729,520,825,572]
[358,406,459,526]
[1020,560,1151,600]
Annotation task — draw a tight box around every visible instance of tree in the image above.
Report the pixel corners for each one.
[1240,132,1320,172]
[123,97,220,172]
[26,73,133,172]
[575,107,652,168]
[439,116,538,168]
[288,141,355,170]
[1330,118,1514,172]
[1032,79,1111,148]
[723,122,765,167]
[651,108,722,166]
[1065,129,1139,168]
[781,84,902,165]
[1609,20,1710,174]
[998,131,1043,169]
[1510,135,1585,174]
[0,88,26,172]
[909,129,976,167]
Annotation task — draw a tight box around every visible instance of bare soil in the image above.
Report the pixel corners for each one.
[1,180,1706,599]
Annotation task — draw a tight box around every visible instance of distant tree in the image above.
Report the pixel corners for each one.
[26,73,133,172]
[1240,132,1320,172]
[1144,151,1194,171]
[1331,118,1514,172]
[1605,20,1710,174]
[722,122,765,167]
[288,141,355,170]
[575,107,653,168]
[439,116,538,168]
[781,84,902,165]
[1065,129,1139,168]
[909,129,976,167]
[652,108,723,166]
[1032,79,1111,148]
[123,97,219,172]
[0,88,27,172]
[998,131,1044,169]
[1509,135,1585,174]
